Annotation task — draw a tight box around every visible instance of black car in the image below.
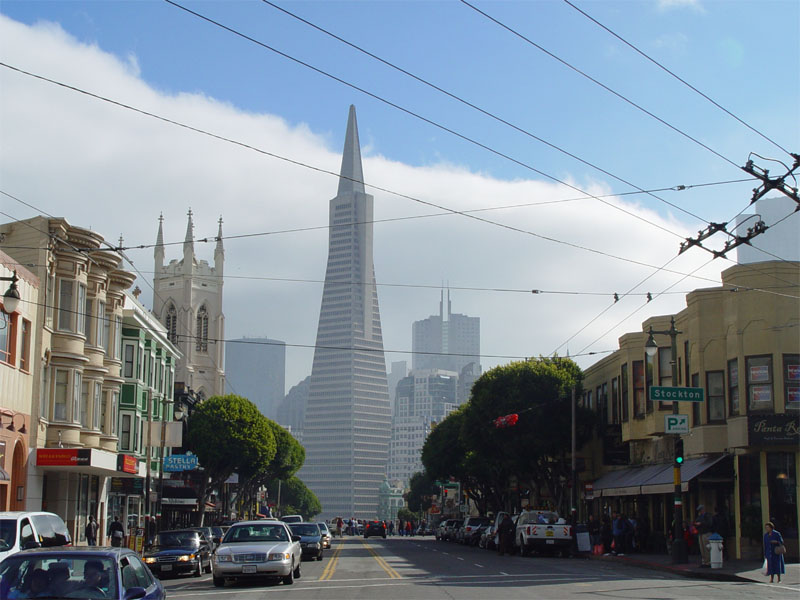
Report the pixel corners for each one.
[364,520,386,539]
[288,523,324,561]
[143,530,212,577]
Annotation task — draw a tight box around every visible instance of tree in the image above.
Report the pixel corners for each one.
[186,394,277,525]
[266,477,321,519]
[406,471,437,513]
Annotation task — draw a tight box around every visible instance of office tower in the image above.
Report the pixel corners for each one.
[412,290,480,375]
[225,337,285,419]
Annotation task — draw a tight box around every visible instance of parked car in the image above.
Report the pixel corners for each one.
[0,511,71,564]
[280,515,303,524]
[288,523,324,561]
[479,523,496,549]
[436,519,456,541]
[363,520,386,539]
[460,516,491,545]
[0,546,165,599]
[212,520,302,587]
[445,519,463,541]
[143,530,212,578]
[515,510,573,556]
[317,522,332,549]
[187,526,216,548]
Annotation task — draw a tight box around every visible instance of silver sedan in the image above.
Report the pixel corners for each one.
[212,520,302,587]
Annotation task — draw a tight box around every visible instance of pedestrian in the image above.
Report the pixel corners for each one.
[85,515,98,546]
[108,516,125,548]
[405,520,412,536]
[611,513,625,555]
[694,505,713,567]
[497,513,515,556]
[587,514,601,554]
[763,522,785,584]
[388,520,394,536]
[336,517,343,537]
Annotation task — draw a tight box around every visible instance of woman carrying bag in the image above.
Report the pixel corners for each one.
[763,522,785,584]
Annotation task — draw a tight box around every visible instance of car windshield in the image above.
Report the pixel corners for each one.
[289,524,319,536]
[317,523,329,533]
[0,519,16,550]
[224,524,289,543]
[0,555,118,599]
[154,531,199,547]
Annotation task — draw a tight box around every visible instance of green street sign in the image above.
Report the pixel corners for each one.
[649,386,704,402]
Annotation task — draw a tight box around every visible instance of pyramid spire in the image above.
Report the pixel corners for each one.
[337,105,365,196]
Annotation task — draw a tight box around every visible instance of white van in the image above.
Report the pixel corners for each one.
[280,515,303,524]
[0,511,71,563]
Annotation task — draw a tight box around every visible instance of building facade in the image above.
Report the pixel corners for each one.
[581,260,799,560]
[275,376,309,444]
[152,212,225,400]
[301,106,392,519]
[412,290,480,376]
[225,337,285,419]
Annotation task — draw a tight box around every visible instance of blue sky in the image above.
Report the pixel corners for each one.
[1,0,798,395]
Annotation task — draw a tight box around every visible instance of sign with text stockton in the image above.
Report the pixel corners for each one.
[163,454,199,472]
[649,386,704,402]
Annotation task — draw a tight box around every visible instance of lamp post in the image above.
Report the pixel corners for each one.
[645,317,688,565]
[156,402,182,532]
[0,271,21,315]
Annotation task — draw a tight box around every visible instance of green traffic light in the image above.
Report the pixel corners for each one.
[675,456,684,464]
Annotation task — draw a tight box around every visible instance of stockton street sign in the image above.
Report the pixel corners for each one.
[649,386,705,402]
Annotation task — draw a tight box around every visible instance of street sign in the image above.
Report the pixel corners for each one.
[665,414,689,434]
[649,386,704,402]
[163,454,199,472]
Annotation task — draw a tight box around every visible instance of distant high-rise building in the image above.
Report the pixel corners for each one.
[387,361,408,416]
[275,376,310,443]
[736,196,799,264]
[412,290,480,375]
[225,337,285,418]
[300,106,392,519]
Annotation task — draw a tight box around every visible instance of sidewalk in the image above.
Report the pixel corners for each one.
[587,551,800,585]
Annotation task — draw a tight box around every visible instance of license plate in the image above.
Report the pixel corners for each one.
[546,531,554,537]
[546,540,555,545]
[242,565,257,574]
[161,564,172,571]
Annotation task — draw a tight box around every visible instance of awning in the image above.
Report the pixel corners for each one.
[593,455,731,497]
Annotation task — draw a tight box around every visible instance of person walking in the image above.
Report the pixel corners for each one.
[108,516,125,548]
[763,522,785,584]
[336,517,343,538]
[497,514,515,556]
[85,515,98,546]
[694,505,713,567]
[611,513,625,555]
[388,520,394,536]
[587,514,601,554]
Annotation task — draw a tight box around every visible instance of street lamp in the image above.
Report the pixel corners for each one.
[1,271,21,315]
[644,317,688,565]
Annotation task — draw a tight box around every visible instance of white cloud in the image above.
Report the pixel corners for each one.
[0,15,723,390]
[657,0,705,12]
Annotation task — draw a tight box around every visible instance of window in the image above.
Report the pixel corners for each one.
[165,304,178,344]
[111,391,118,435]
[728,359,739,416]
[645,352,654,414]
[93,382,102,430]
[76,284,87,335]
[73,372,82,424]
[123,344,135,378]
[196,305,209,352]
[746,355,773,413]
[40,367,50,419]
[57,279,74,331]
[120,414,132,450]
[706,371,725,422]
[138,345,145,381]
[611,377,619,424]
[84,297,93,345]
[621,364,629,422]
[20,319,31,372]
[81,381,90,427]
[633,360,645,418]
[784,354,799,410]
[95,301,105,349]
[0,313,14,364]
[691,373,700,424]
[113,316,122,359]
[46,272,55,327]
[102,310,110,355]
[601,382,609,424]
[54,369,69,421]
[658,347,673,409]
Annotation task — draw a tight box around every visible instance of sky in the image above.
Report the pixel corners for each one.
[1,0,798,397]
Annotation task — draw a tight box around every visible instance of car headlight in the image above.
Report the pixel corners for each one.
[268,552,290,561]
[215,554,232,562]
[144,557,157,564]
[177,554,196,562]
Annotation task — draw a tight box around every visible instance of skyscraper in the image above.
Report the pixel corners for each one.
[225,337,285,419]
[412,290,480,375]
[301,106,391,519]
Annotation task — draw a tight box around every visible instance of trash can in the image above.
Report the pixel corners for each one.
[708,533,723,569]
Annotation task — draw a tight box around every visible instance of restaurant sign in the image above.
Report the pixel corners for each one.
[748,414,800,445]
[36,448,91,467]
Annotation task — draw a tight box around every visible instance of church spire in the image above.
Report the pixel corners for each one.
[337,105,365,196]
[154,213,165,273]
[183,208,195,267]
[214,215,224,276]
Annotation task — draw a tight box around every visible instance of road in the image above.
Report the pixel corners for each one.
[163,536,798,599]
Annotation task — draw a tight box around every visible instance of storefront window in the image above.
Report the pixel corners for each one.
[767,452,798,541]
[746,355,773,413]
[728,359,739,416]
[784,354,800,410]
[738,455,762,543]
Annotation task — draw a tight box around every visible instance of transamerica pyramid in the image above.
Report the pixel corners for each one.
[300,106,392,519]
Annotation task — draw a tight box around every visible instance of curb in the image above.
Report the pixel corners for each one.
[589,553,753,583]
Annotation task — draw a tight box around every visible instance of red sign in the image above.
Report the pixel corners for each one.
[37,448,90,466]
[117,454,138,474]
[494,413,519,428]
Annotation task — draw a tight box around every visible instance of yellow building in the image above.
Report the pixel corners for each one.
[582,260,799,559]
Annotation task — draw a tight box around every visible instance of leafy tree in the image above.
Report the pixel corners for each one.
[186,394,276,525]
[405,471,437,513]
[267,477,321,519]
[396,508,416,523]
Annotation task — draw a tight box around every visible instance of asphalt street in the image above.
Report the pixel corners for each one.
[162,536,799,599]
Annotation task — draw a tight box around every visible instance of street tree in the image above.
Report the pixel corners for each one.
[405,471,437,514]
[266,476,321,519]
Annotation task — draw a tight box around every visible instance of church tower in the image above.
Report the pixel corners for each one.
[301,106,392,519]
[153,210,225,399]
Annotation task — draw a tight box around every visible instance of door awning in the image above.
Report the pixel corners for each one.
[593,455,731,497]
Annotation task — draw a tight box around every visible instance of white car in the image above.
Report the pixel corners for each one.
[0,511,71,563]
[212,520,302,587]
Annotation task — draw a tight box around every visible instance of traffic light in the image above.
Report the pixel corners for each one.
[674,438,684,467]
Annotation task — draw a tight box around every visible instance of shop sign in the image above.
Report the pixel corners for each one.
[584,483,594,500]
[163,454,199,472]
[748,414,800,445]
[37,448,91,467]
[110,477,144,494]
[749,365,770,382]
[116,454,138,474]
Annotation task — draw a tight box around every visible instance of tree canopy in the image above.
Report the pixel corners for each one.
[266,477,322,520]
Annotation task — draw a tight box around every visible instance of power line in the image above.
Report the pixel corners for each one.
[458,0,742,171]
[561,0,793,158]
[0,65,735,286]
[162,0,693,241]
[260,0,712,225]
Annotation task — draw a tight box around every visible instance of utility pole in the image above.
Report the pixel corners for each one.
[571,386,576,516]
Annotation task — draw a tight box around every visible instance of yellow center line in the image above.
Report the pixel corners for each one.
[319,541,344,580]
[360,538,401,579]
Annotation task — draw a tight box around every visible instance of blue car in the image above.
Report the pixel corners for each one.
[0,546,165,600]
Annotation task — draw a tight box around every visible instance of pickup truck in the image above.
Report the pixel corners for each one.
[515,510,573,556]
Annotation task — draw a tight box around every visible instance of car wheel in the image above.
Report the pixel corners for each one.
[213,576,225,587]
[317,551,323,561]
[204,559,212,573]
[283,563,295,585]
[194,561,202,577]
[294,560,302,579]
